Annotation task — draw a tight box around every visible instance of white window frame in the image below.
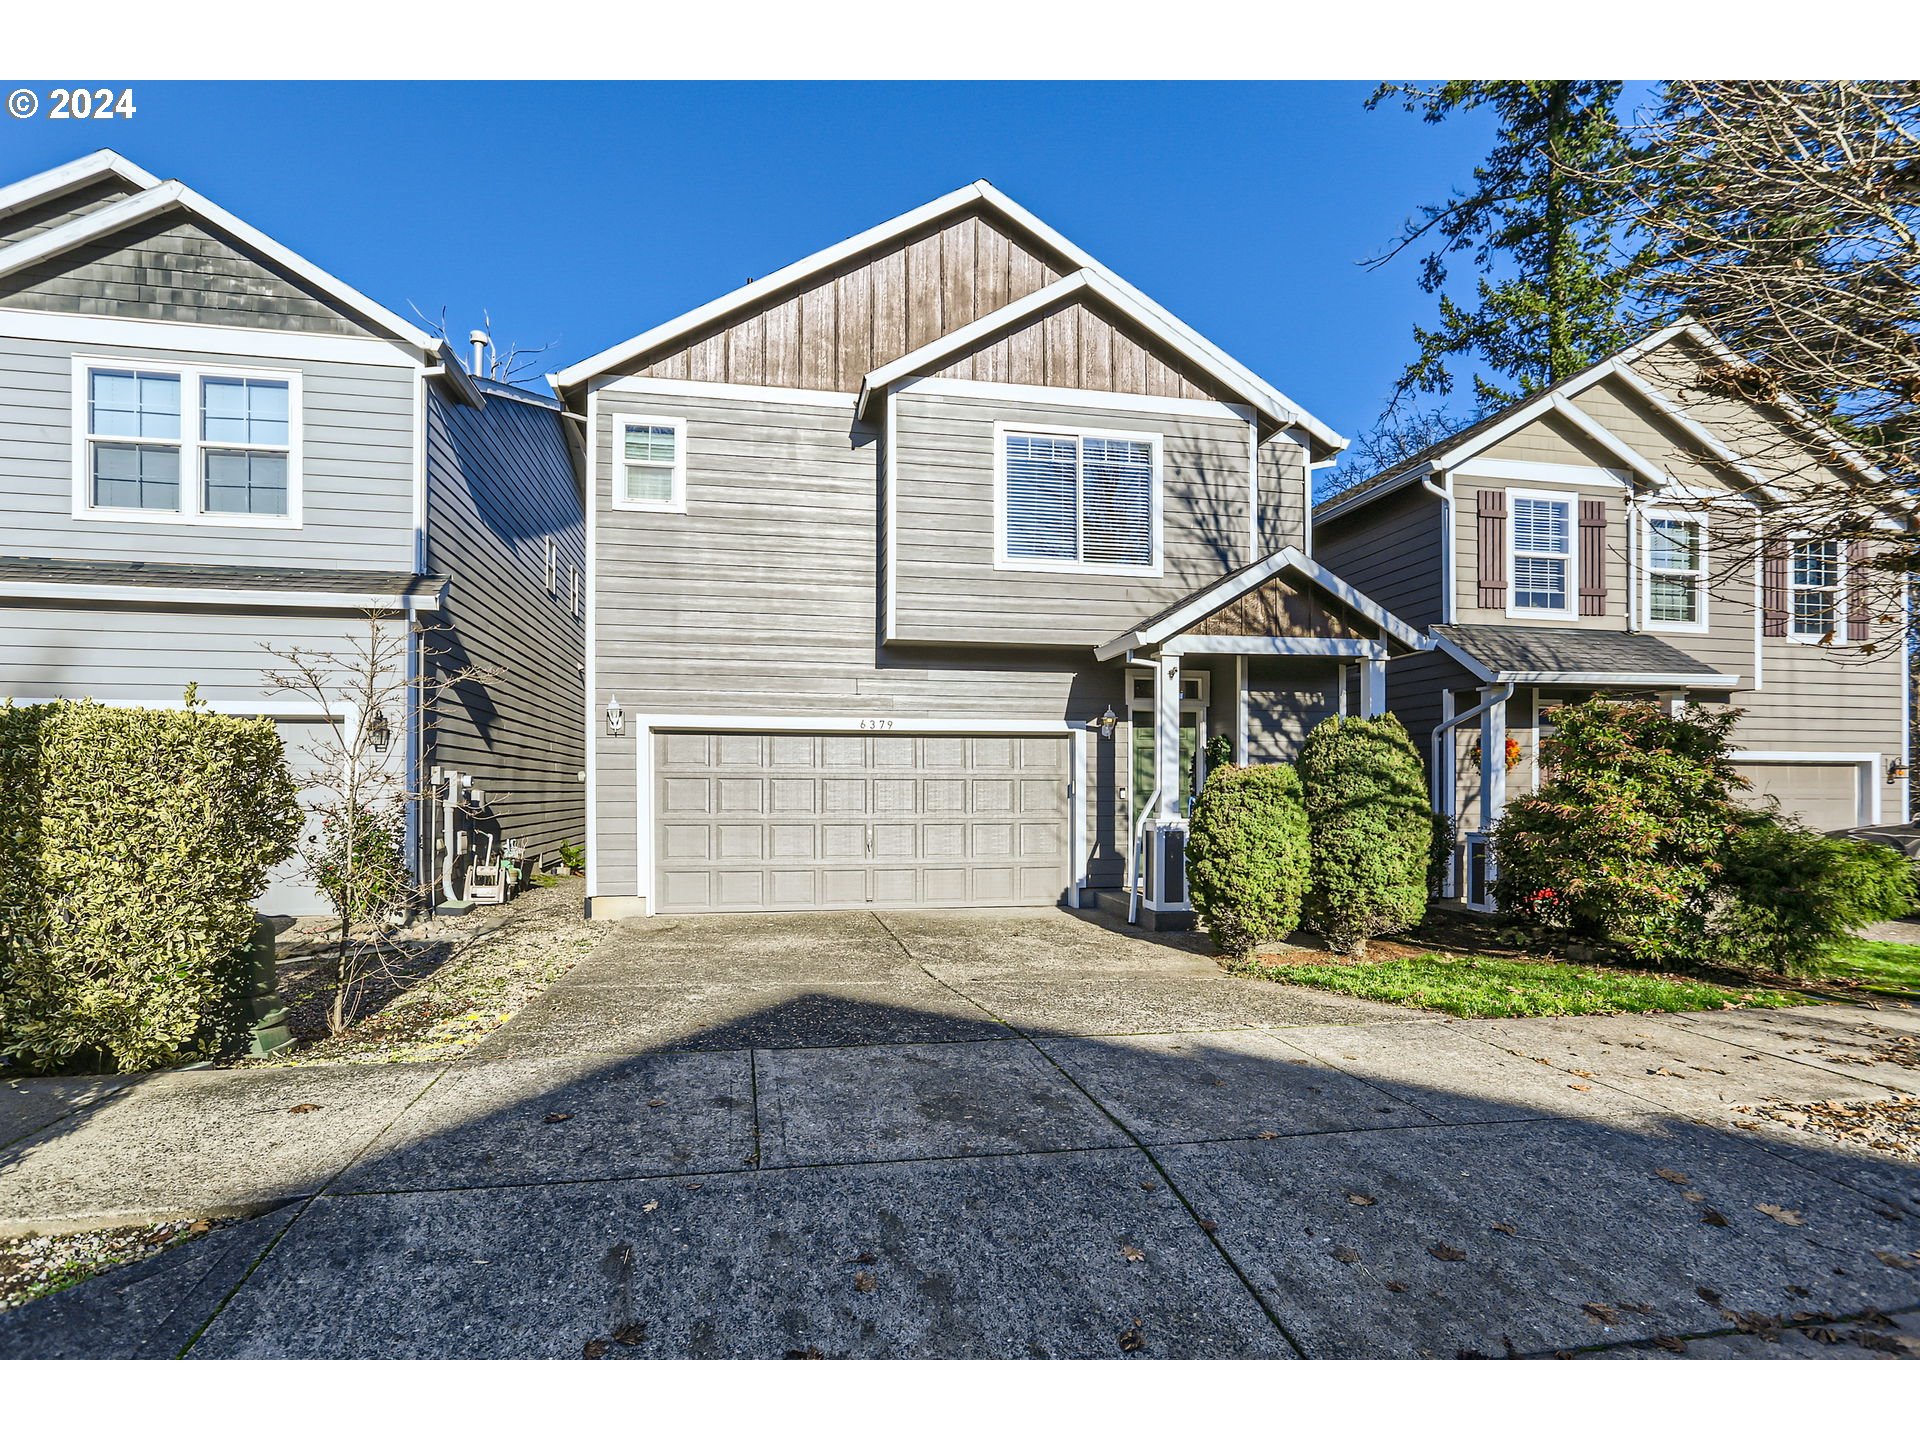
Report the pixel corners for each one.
[1641,508,1709,635]
[992,420,1163,577]
[571,563,582,619]
[1504,486,1577,620]
[611,414,687,514]
[1788,535,1846,645]
[544,537,557,595]
[71,355,303,528]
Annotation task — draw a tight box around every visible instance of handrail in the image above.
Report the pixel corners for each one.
[1126,784,1162,925]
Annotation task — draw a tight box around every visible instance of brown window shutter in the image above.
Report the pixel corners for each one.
[1578,500,1607,616]
[1762,539,1789,637]
[1476,488,1507,609]
[1847,539,1870,641]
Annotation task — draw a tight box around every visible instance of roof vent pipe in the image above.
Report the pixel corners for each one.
[468,329,489,378]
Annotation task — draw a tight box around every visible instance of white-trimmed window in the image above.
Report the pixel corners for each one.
[544,537,557,594]
[76,359,299,525]
[1790,538,1843,641]
[1508,490,1574,615]
[996,424,1160,574]
[614,416,686,513]
[1644,512,1707,631]
[571,564,582,618]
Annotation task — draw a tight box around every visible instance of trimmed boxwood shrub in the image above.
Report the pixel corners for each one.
[1186,761,1310,959]
[1704,815,1917,976]
[1492,699,1746,963]
[0,695,301,1074]
[1297,714,1432,955]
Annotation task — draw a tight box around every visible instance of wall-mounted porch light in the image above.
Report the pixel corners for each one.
[605,695,624,736]
[1086,704,1118,741]
[367,707,391,753]
[1888,757,1908,784]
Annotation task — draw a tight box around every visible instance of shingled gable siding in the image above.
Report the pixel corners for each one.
[889,388,1271,648]
[589,389,1131,901]
[423,387,585,870]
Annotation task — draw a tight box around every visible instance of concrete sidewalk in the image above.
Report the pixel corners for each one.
[2,908,1917,1358]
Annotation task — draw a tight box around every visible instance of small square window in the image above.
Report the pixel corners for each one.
[615,418,685,512]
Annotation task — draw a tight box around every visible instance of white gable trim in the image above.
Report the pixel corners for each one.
[0,148,158,223]
[859,268,1287,429]
[549,180,1344,453]
[1092,545,1429,662]
[0,306,422,368]
[0,157,436,357]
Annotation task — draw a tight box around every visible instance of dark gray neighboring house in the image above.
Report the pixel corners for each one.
[0,149,584,915]
[551,182,1427,924]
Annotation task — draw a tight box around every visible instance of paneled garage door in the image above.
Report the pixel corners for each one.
[653,731,1072,913]
[1733,761,1864,832]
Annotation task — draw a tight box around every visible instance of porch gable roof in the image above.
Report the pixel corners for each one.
[1092,546,1431,662]
[1432,623,1739,689]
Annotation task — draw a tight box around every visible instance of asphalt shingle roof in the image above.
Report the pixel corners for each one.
[1434,623,1729,680]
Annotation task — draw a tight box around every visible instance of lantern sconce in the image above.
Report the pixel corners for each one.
[1887,757,1908,784]
[1086,704,1119,741]
[367,707,392,753]
[605,695,625,737]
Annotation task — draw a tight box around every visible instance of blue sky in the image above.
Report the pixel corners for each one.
[2,81,1517,436]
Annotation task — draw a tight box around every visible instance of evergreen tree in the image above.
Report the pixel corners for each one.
[1367,81,1639,412]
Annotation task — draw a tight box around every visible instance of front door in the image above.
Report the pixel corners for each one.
[1130,711,1202,818]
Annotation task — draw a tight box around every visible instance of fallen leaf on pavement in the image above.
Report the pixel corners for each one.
[647,1099,666,1109]
[288,1103,321,1115]
[1873,1250,1917,1270]
[1490,1222,1517,1236]
[1428,1243,1466,1262]
[1569,1084,1592,1092]
[1569,1069,1595,1078]
[1139,1180,1157,1191]
[1347,1193,1377,1207]
[784,1346,826,1359]
[1655,1169,1690,1185]
[854,1270,878,1293]
[1118,1322,1146,1353]
[1333,1246,1361,1264]
[1696,1286,1722,1305]
[543,1112,573,1125]
[1755,1203,1804,1226]
[612,1323,647,1346]
[855,1252,877,1264]
[1198,1219,1219,1235]
[1582,1302,1619,1325]
[1255,1131,1280,1140]
[1653,1335,1687,1353]
[1385,1281,1408,1293]
[641,1200,658,1213]
[1120,1244,1145,1263]
[1700,1208,1730,1227]
[1682,1191,1705,1202]
[582,1339,607,1359]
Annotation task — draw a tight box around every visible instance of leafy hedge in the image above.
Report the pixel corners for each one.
[1297,714,1432,955]
[1186,761,1310,958]
[0,696,300,1074]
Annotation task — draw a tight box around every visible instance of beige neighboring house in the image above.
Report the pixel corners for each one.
[1315,321,1913,908]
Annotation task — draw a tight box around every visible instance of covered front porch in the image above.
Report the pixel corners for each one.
[1427,624,1742,910]
[1092,548,1430,929]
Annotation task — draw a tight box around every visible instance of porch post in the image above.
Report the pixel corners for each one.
[1479,684,1508,830]
[1154,651,1182,819]
[1359,656,1387,717]
[1234,654,1249,764]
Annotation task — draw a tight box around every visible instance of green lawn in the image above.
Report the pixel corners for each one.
[1811,939,1920,1001]
[1231,951,1809,1019]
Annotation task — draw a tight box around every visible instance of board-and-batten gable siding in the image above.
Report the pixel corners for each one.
[615,208,1078,394]
[589,390,1129,899]
[0,330,416,568]
[1312,485,1447,628]
[889,389,1259,648]
[423,388,585,867]
[0,602,408,709]
[0,213,376,336]
[926,293,1229,403]
[0,177,144,246]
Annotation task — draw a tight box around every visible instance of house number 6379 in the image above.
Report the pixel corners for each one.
[857,718,896,730]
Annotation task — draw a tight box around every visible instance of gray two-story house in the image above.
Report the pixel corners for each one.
[553,182,1426,924]
[1316,321,1911,907]
[0,149,585,915]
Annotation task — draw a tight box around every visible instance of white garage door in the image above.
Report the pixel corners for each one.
[653,731,1072,913]
[1734,761,1863,832]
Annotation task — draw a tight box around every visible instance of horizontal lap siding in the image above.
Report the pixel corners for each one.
[1451,469,1628,630]
[890,390,1256,647]
[424,389,585,870]
[1313,485,1445,628]
[0,330,416,568]
[592,391,1130,900]
[1259,435,1308,557]
[1245,657,1341,763]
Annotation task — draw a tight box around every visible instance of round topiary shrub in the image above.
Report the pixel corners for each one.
[1297,713,1432,956]
[1185,761,1310,959]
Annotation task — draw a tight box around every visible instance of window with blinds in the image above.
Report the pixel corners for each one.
[1508,493,1572,613]
[1001,428,1157,570]
[614,416,686,512]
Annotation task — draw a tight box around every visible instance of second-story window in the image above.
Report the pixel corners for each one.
[77,358,299,526]
[614,416,686,513]
[1645,514,1706,629]
[998,425,1160,574]
[1508,492,1573,615]
[1790,538,1843,641]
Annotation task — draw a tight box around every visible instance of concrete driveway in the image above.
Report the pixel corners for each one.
[3,907,1918,1359]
